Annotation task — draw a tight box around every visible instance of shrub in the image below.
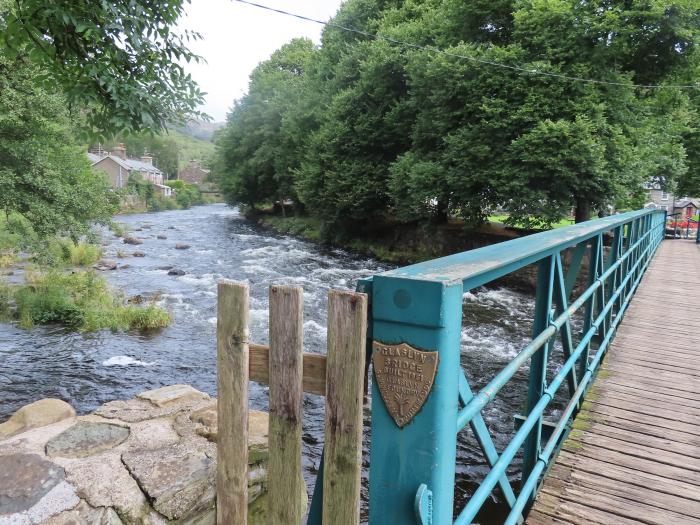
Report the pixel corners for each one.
[9,270,171,332]
[68,243,102,266]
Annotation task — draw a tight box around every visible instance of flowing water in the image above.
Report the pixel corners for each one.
[0,204,543,523]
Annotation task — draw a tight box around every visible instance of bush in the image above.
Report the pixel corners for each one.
[9,270,171,332]
[38,238,102,267]
[165,180,204,209]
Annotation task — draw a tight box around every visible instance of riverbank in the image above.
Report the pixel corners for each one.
[250,210,523,266]
[0,215,171,332]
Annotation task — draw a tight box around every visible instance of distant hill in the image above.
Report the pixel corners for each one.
[171,120,225,142]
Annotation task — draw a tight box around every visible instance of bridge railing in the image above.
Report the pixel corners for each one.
[365,208,666,525]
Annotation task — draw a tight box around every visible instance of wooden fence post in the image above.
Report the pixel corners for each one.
[217,280,249,525]
[268,285,305,524]
[323,290,368,525]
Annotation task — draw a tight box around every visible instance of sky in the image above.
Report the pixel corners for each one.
[178,0,345,122]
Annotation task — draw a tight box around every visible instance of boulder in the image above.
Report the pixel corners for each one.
[137,385,210,408]
[121,444,214,521]
[41,500,123,525]
[132,251,146,257]
[122,237,143,246]
[168,269,186,276]
[0,454,79,523]
[0,399,75,439]
[46,421,130,458]
[118,264,131,270]
[0,454,65,514]
[175,243,191,250]
[93,260,117,271]
[156,235,167,240]
[190,406,269,464]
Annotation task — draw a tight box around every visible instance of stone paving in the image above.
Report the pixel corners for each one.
[0,385,271,524]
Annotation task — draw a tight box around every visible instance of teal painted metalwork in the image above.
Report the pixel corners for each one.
[367,208,666,525]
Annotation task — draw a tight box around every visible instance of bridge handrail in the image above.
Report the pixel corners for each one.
[380,208,662,290]
[366,208,667,525]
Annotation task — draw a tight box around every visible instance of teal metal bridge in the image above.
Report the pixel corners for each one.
[356,208,700,524]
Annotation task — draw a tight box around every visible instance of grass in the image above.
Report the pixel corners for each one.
[260,215,324,242]
[5,270,171,332]
[0,252,16,269]
[109,221,129,238]
[41,237,102,267]
[488,214,576,229]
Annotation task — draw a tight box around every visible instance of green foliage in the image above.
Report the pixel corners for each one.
[165,180,205,208]
[0,48,118,239]
[1,0,206,134]
[216,0,699,232]
[8,270,171,332]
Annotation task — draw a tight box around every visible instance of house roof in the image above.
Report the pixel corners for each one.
[91,154,132,171]
[124,158,163,175]
[87,152,102,163]
[674,198,700,209]
[89,154,163,176]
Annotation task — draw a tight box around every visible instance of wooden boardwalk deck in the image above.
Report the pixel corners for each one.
[527,239,700,525]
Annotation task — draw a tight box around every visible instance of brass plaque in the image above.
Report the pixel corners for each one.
[372,341,439,428]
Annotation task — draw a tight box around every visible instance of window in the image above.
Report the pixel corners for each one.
[661,191,669,200]
[659,205,668,211]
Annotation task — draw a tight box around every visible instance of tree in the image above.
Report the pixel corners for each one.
[216,38,318,208]
[1,0,206,135]
[217,0,699,231]
[0,50,117,238]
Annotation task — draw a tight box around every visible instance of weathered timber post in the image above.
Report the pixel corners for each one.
[323,290,368,525]
[368,278,463,525]
[217,280,249,525]
[268,285,305,524]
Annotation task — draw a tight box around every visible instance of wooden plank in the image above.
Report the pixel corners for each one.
[556,451,700,503]
[597,381,700,410]
[526,510,576,525]
[587,395,700,426]
[530,490,643,525]
[547,463,700,520]
[592,388,700,418]
[561,439,700,487]
[567,432,700,472]
[323,290,367,525]
[575,422,700,460]
[541,476,700,525]
[581,400,700,436]
[268,285,305,525]
[216,280,249,525]
[575,408,700,446]
[602,374,700,400]
[249,343,326,396]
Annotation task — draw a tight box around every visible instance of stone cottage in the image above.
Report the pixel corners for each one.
[88,145,173,197]
[178,159,210,186]
[644,182,698,218]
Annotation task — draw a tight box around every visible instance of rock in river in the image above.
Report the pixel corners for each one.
[132,251,146,257]
[94,259,117,271]
[168,269,186,276]
[122,236,143,245]
[175,243,191,250]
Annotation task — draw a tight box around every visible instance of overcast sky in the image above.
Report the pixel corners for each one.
[178,0,345,122]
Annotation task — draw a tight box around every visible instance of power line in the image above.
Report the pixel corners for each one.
[231,0,700,90]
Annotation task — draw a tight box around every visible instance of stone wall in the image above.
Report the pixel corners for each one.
[0,385,274,525]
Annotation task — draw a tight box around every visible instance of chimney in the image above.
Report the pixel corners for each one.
[141,154,153,166]
[112,143,126,160]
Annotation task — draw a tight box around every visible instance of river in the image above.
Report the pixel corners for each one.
[0,204,541,523]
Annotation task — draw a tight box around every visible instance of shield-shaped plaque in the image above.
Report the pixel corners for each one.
[372,341,439,428]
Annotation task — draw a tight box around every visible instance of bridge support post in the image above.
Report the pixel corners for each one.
[368,276,463,525]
